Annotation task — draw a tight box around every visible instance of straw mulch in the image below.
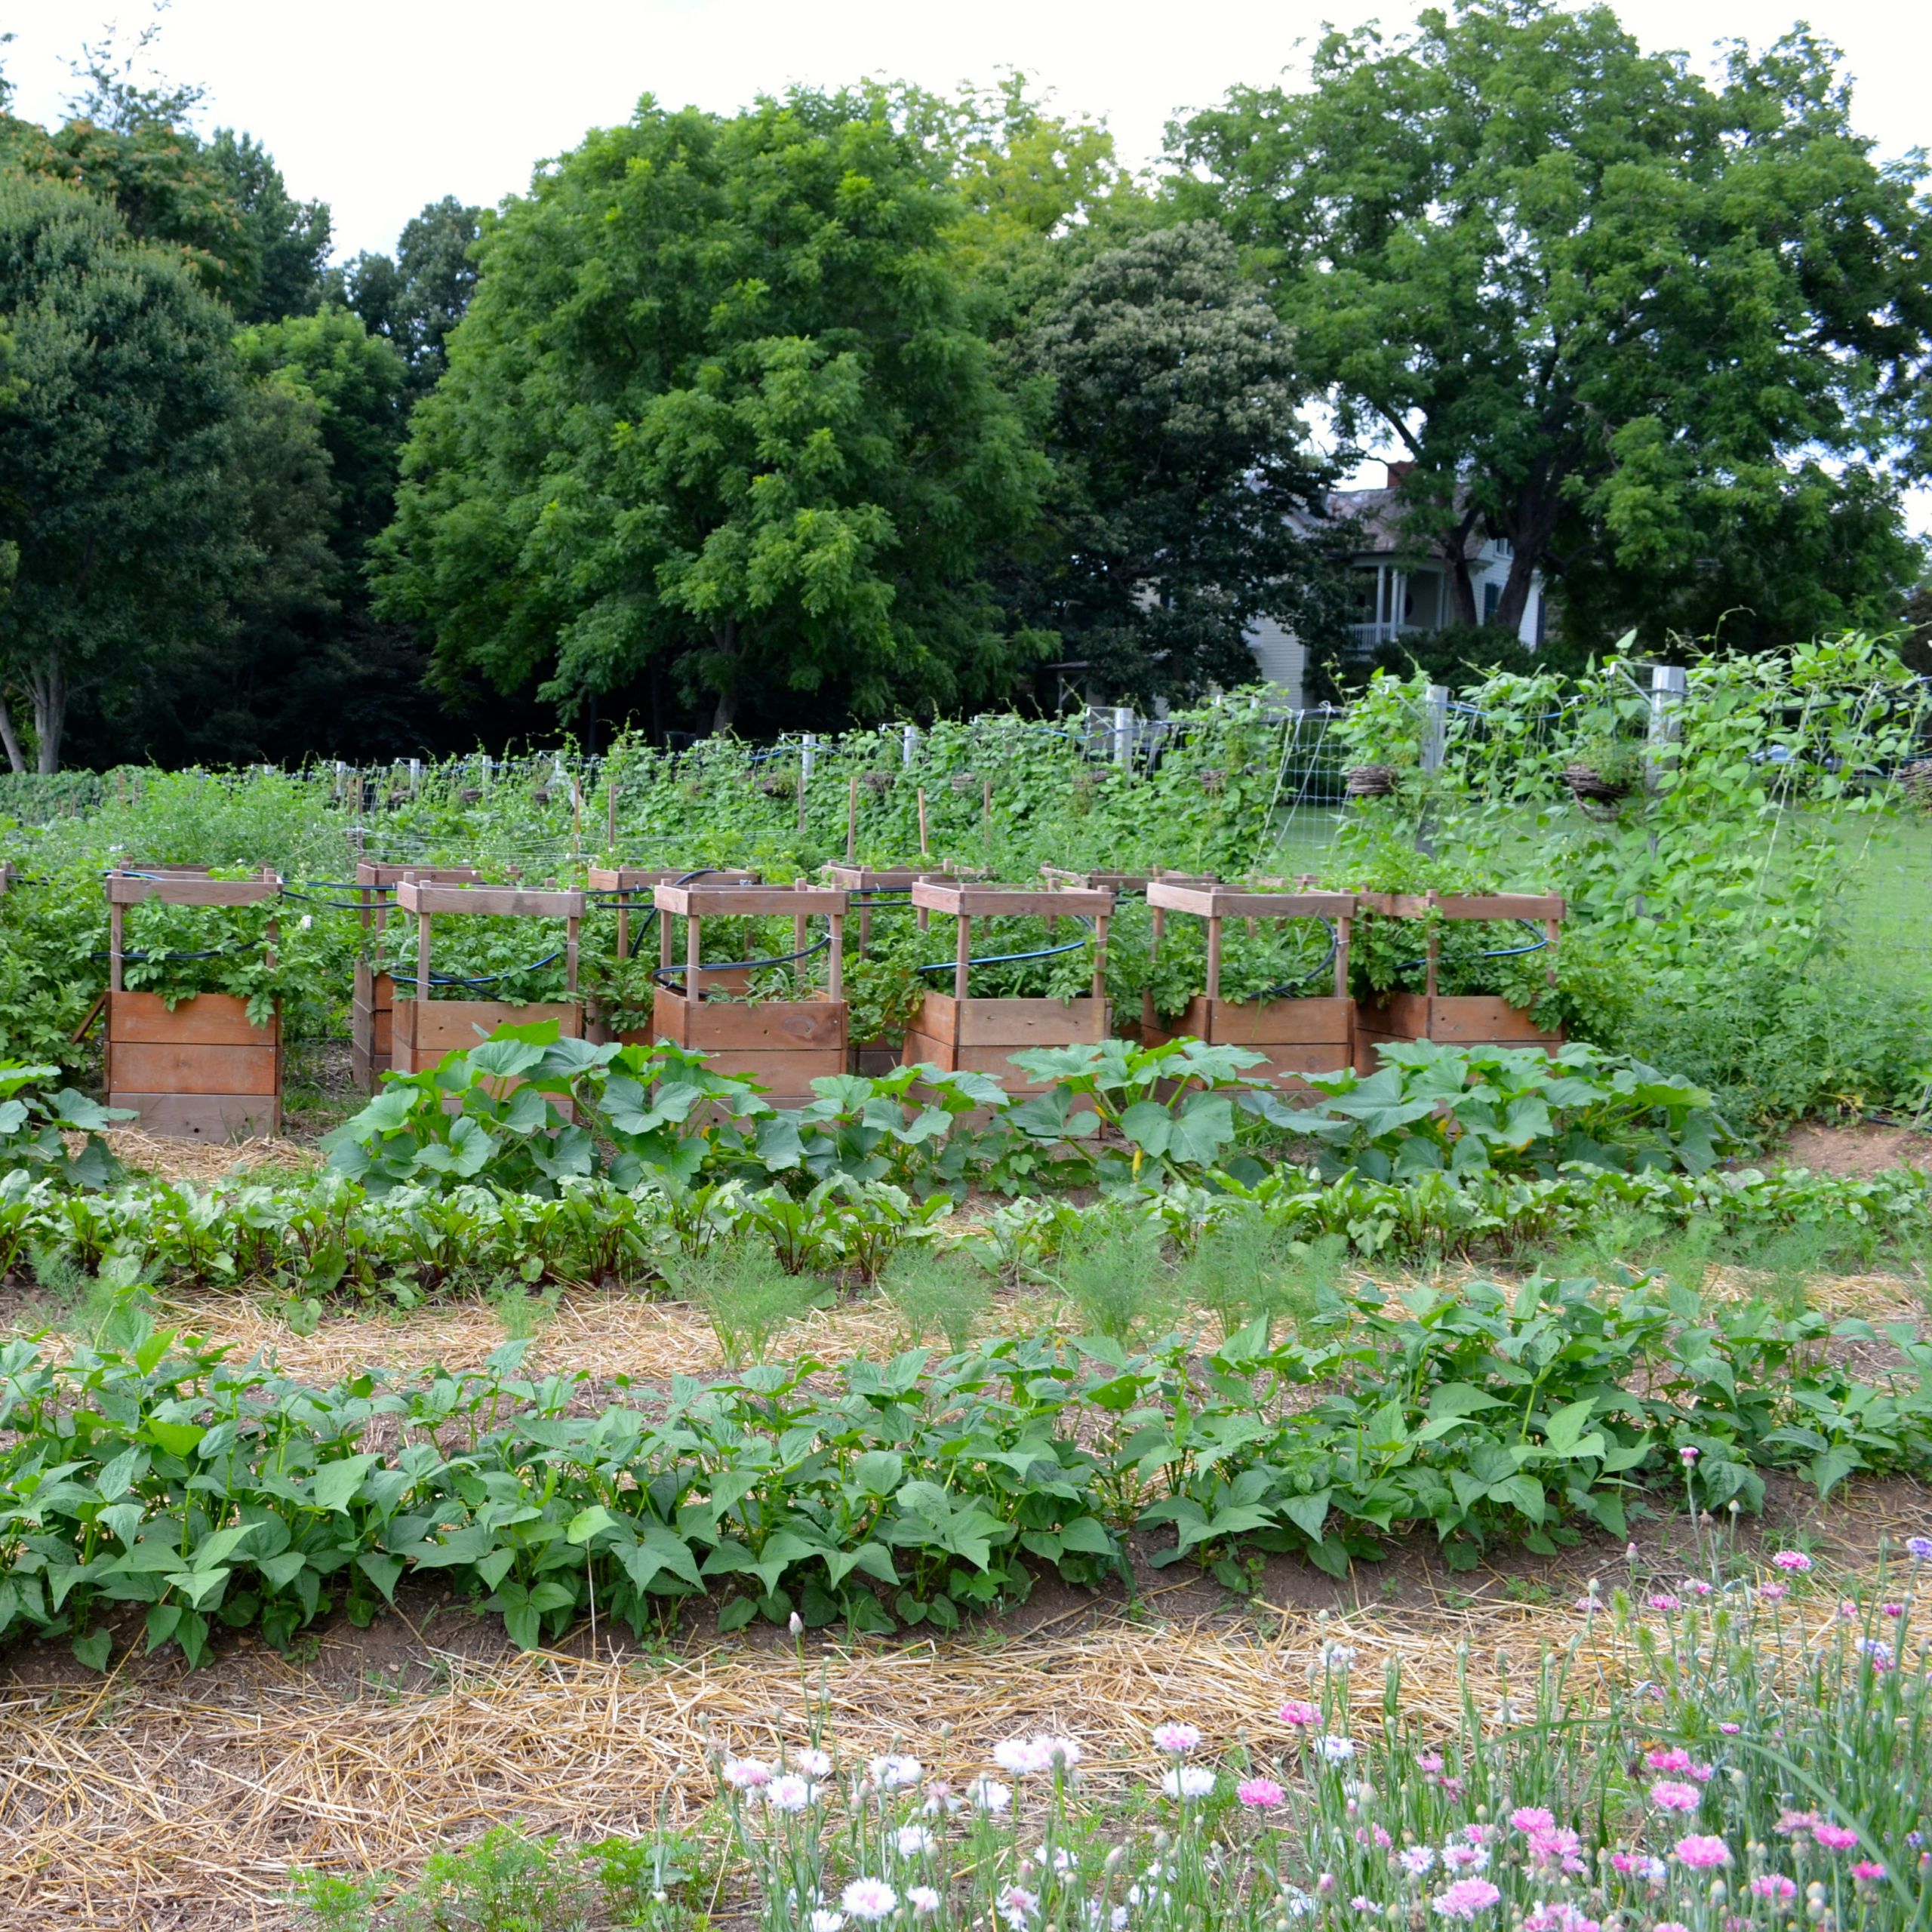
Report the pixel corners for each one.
[101,1125,321,1187]
[0,1597,1589,1930]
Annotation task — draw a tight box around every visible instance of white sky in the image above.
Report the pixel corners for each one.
[8,0,1931,527]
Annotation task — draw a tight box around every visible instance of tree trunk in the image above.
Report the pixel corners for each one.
[28,657,63,774]
[1438,507,1484,626]
[709,620,740,734]
[1494,550,1541,636]
[1495,470,1564,635]
[0,690,26,774]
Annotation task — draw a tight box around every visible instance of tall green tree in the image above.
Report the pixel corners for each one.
[376,90,1049,732]
[1173,1,1932,648]
[0,176,249,770]
[1004,220,1343,701]
[328,195,482,396]
[207,128,331,324]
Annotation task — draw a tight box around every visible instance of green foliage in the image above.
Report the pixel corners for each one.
[293,1823,598,1931]
[1003,221,1344,702]
[376,89,1050,732]
[0,1062,131,1187]
[1174,0,1932,648]
[658,1237,812,1369]
[1290,1041,1729,1180]
[5,1266,1927,1668]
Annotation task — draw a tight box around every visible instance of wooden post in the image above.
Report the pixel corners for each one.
[685,904,703,1001]
[1205,913,1223,1003]
[1334,904,1352,998]
[109,894,125,992]
[1424,890,1441,999]
[1091,910,1109,1000]
[417,903,432,1007]
[793,878,808,980]
[953,911,971,1002]
[917,787,929,857]
[826,911,844,1001]
[1143,903,1164,1034]
[660,895,675,978]
[565,909,580,993]
[846,774,858,863]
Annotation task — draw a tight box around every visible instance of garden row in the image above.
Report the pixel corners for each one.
[88,863,1571,1138]
[4,1267,1924,1669]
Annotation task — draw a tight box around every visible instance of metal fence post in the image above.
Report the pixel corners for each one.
[901,724,920,768]
[1416,684,1450,855]
[1112,706,1135,768]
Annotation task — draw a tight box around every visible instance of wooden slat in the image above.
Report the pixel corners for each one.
[355,863,485,890]
[622,1042,844,1096]
[952,995,1109,1048]
[395,882,584,918]
[654,884,847,917]
[1145,882,1355,919]
[108,992,273,1046]
[107,1043,278,1096]
[589,866,759,891]
[651,992,848,1052]
[909,881,1113,918]
[105,875,278,906]
[392,998,583,1057]
[1427,997,1562,1044]
[1178,994,1354,1046]
[1359,892,1564,921]
[108,1093,280,1139]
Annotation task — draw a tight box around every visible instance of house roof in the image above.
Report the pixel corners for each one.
[1325,485,1486,562]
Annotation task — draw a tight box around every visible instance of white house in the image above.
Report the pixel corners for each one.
[1247,463,1549,706]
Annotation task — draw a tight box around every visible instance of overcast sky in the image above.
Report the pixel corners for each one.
[11,0,1931,526]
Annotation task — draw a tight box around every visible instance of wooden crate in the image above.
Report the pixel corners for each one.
[648,988,849,1104]
[901,989,1109,1092]
[1351,891,1565,1063]
[897,880,1114,1095]
[387,879,586,1078]
[107,991,281,1139]
[351,864,484,1090]
[1139,882,1355,1089]
[104,870,282,1138]
[646,880,849,1103]
[389,997,585,1074]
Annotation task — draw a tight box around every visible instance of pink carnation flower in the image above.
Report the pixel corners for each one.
[1279,1700,1321,1727]
[1430,1878,1502,1920]
[1747,1876,1798,1903]
[1813,1823,1860,1851]
[1649,1780,1702,1813]
[1509,1807,1556,1834]
[1237,1777,1284,1809]
[1674,1835,1731,1870]
[1770,1550,1812,1571]
[1851,1862,1886,1883]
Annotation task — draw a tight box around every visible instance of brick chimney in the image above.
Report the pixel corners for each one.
[1385,460,1416,488]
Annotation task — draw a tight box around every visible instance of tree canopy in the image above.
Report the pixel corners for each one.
[375,90,1051,732]
[1002,220,1343,701]
[1173,0,1932,649]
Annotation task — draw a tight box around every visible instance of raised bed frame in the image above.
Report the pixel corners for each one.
[1352,891,1566,1060]
[588,866,761,965]
[648,881,849,1105]
[1139,881,1356,1090]
[106,868,282,1139]
[900,881,1113,1094]
[389,880,586,1073]
[351,863,485,1091]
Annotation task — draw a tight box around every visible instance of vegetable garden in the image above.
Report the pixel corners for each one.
[3,640,1932,1927]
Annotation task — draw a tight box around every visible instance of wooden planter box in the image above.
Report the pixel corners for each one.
[389,997,584,1074]
[646,881,849,1104]
[901,989,1109,1092]
[104,868,283,1138]
[898,881,1114,1095]
[351,864,483,1090]
[1140,883,1355,1090]
[585,866,759,1042]
[389,880,586,1079]
[106,991,281,1139]
[1351,892,1566,1063]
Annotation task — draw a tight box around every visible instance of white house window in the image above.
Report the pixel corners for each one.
[1483,581,1501,623]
